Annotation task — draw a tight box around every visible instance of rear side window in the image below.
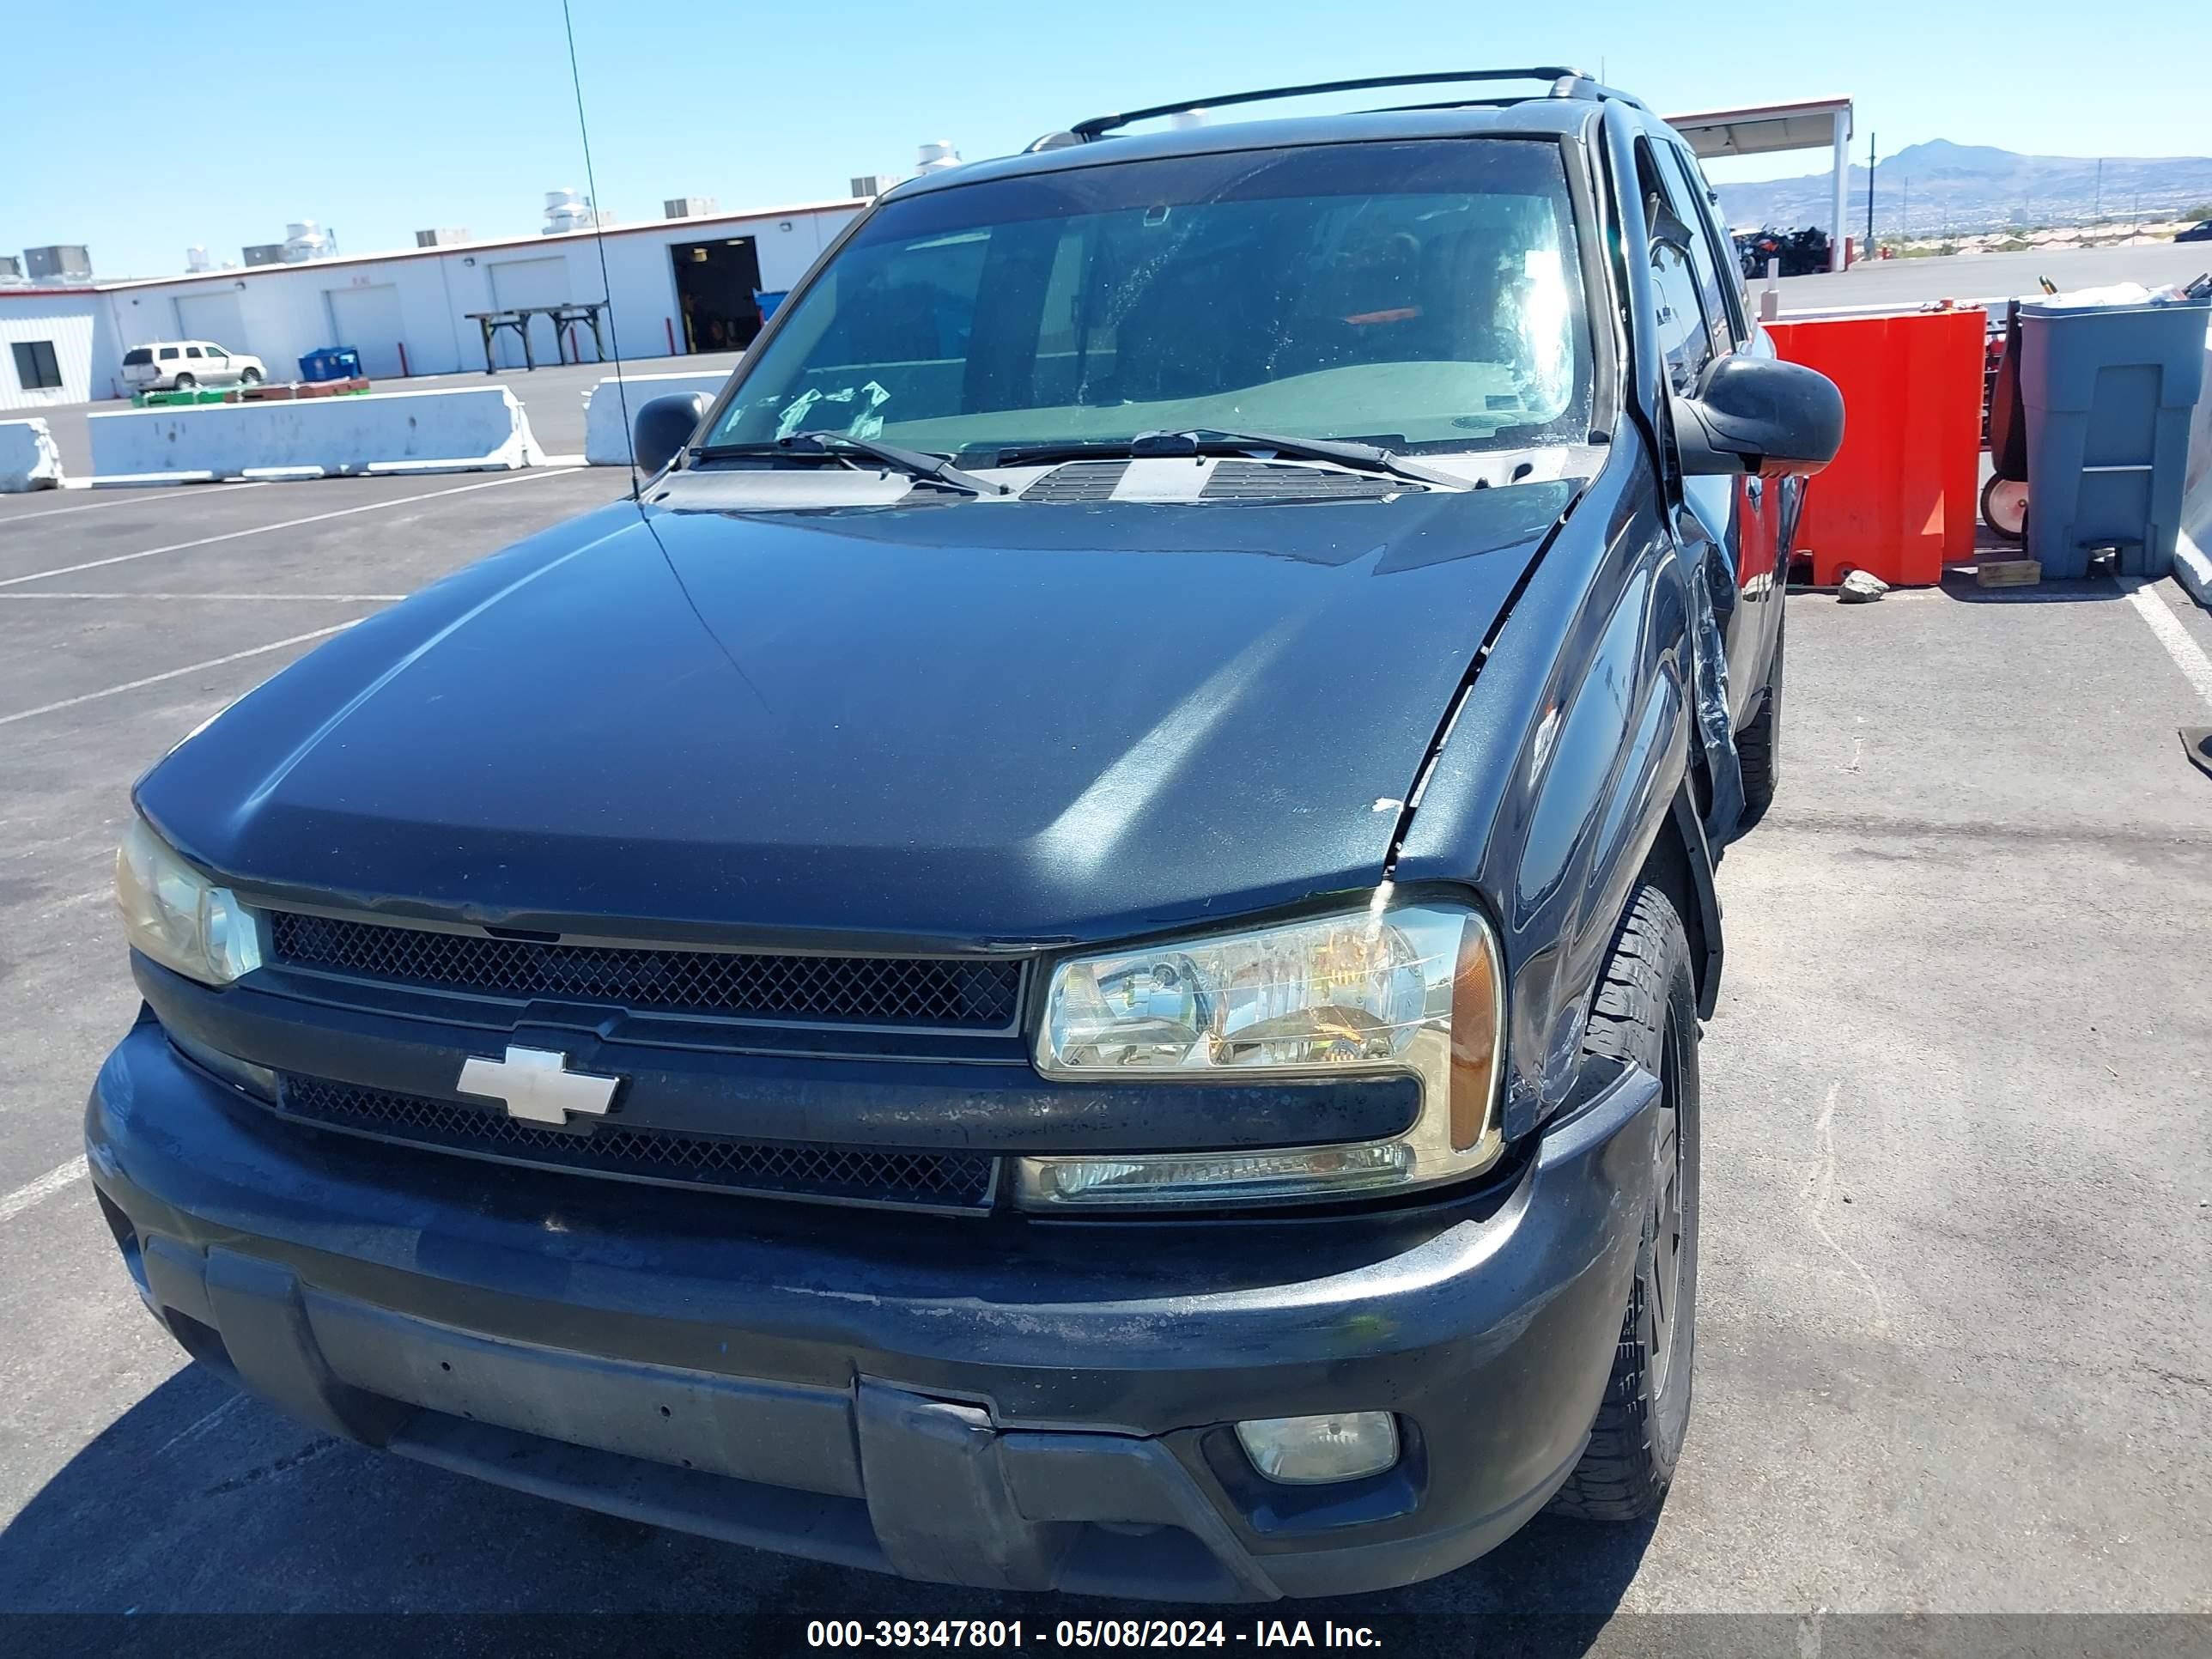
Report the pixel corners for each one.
[159,347,179,361]
[185,346,204,358]
[123,349,153,366]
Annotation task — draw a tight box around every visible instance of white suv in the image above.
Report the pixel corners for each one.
[121,341,268,393]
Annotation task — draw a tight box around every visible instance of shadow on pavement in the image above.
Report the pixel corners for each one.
[0,1363,1656,1654]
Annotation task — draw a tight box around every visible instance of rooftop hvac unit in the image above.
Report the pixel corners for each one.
[0,255,25,285]
[416,228,470,247]
[283,221,336,261]
[850,174,897,198]
[25,244,93,283]
[915,141,961,174]
[242,244,285,266]
[543,188,607,235]
[185,246,211,272]
[664,197,718,220]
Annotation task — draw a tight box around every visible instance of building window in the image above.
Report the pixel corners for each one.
[10,340,63,391]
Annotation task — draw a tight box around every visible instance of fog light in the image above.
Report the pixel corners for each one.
[1014,1141,1412,1209]
[1235,1412,1399,1484]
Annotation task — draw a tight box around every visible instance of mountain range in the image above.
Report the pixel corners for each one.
[1713,139,2212,237]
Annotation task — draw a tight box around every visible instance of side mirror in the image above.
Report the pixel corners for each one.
[1673,355,1844,478]
[633,392,713,476]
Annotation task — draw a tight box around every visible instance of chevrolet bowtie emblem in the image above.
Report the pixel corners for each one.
[458,1046,621,1126]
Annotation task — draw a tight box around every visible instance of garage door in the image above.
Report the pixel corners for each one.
[174,291,248,356]
[487,256,574,368]
[325,283,407,379]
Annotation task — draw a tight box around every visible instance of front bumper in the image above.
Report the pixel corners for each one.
[85,1019,1658,1600]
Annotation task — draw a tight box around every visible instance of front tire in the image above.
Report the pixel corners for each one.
[1547,881,1701,1522]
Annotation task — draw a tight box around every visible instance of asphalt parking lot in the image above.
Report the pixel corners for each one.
[1776,240,2212,314]
[1,469,2209,1650]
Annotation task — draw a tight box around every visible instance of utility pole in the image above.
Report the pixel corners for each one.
[1865,131,1877,256]
[2095,158,2104,226]
[1901,174,1910,242]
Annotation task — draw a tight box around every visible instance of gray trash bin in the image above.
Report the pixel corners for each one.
[2019,294,2209,579]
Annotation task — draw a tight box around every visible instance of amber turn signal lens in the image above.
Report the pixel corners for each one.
[1449,921,1501,1152]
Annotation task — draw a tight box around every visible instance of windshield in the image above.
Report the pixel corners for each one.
[706,139,1591,459]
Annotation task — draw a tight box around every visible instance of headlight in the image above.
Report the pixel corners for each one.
[115,817,262,986]
[1023,901,1503,1208]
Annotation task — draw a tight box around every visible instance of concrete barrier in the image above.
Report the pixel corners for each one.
[0,418,65,492]
[583,371,728,466]
[87,386,548,484]
[2178,317,2212,611]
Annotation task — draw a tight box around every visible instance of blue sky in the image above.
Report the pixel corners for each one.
[8,0,2208,278]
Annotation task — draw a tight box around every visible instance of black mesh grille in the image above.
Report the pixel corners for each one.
[1200,460,1399,501]
[266,912,1022,1030]
[1019,460,1127,502]
[276,1075,996,1209]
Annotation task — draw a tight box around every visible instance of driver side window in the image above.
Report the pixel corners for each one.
[1649,243,1711,397]
[1639,145,1715,397]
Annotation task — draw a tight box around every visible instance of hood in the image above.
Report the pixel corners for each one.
[139,483,1575,947]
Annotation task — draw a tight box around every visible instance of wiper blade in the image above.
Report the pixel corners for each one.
[691,434,1005,496]
[994,428,1472,491]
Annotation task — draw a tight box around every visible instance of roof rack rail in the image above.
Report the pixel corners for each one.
[1069,68,1645,140]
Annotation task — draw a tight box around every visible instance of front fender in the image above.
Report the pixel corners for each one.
[1391,446,1698,1140]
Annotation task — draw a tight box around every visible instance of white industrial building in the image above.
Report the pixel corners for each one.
[0,193,869,412]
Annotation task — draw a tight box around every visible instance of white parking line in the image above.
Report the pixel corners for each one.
[0,1155,88,1224]
[0,482,271,526]
[2122,578,2212,714]
[0,622,359,728]
[0,468,567,591]
[0,592,406,601]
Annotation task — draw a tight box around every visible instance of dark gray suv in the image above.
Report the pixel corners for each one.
[88,68,1839,1598]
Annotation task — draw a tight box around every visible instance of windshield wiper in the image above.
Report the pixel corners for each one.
[690,433,1005,497]
[993,428,1473,492]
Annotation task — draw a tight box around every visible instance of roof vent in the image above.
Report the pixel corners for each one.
[185,246,211,273]
[282,221,336,261]
[543,188,609,235]
[915,141,962,174]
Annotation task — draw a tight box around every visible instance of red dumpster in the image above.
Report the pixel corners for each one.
[1765,310,1985,586]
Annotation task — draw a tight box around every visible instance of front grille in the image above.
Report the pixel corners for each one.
[267,911,1023,1031]
[276,1074,997,1210]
